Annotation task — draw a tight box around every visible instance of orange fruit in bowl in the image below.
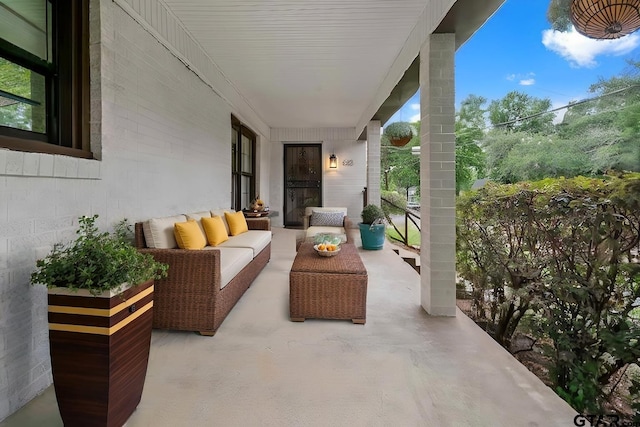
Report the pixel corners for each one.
[318,244,326,251]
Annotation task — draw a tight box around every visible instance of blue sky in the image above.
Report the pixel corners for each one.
[387,0,640,125]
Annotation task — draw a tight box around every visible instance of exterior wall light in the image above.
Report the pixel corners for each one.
[329,153,338,169]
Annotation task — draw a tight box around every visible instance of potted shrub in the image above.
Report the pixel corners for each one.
[383,121,414,147]
[359,204,387,250]
[30,215,168,427]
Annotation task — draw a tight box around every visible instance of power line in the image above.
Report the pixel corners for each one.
[492,84,640,129]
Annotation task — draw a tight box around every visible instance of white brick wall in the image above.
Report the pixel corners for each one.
[0,0,270,420]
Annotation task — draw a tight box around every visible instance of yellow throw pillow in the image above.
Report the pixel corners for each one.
[201,216,229,246]
[174,220,206,250]
[224,211,248,236]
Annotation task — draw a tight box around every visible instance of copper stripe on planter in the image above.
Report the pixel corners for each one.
[48,283,154,335]
[49,300,153,335]
[48,285,154,316]
[47,291,154,328]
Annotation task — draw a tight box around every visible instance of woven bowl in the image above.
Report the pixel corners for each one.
[313,244,341,257]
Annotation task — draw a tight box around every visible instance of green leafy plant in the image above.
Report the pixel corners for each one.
[457,174,640,415]
[361,204,385,225]
[383,121,414,140]
[31,215,168,295]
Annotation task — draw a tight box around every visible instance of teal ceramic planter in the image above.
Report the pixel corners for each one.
[359,223,386,250]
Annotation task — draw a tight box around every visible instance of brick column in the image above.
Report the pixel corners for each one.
[366,120,381,207]
[419,34,457,316]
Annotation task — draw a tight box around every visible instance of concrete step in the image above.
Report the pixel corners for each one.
[392,247,420,274]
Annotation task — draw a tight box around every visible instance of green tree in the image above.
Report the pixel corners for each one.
[455,95,487,193]
[381,121,420,197]
[488,91,554,134]
[558,66,640,174]
[546,0,572,31]
[489,133,591,183]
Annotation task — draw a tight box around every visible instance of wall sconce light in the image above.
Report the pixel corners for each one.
[329,153,338,169]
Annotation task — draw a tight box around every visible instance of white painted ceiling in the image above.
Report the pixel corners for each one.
[162,0,430,129]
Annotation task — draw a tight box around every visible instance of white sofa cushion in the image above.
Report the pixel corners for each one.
[218,230,271,258]
[185,211,212,236]
[203,246,253,289]
[143,214,187,249]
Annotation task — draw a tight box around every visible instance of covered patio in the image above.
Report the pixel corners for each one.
[1,228,576,426]
[0,0,580,424]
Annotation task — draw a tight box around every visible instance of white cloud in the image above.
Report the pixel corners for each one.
[410,103,420,110]
[506,72,535,86]
[542,27,640,68]
[409,113,421,123]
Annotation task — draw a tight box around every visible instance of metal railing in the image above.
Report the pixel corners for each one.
[381,196,420,248]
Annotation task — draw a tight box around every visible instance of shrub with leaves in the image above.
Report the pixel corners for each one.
[457,182,545,346]
[457,174,640,414]
[361,204,385,225]
[31,215,168,295]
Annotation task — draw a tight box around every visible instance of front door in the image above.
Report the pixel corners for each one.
[283,144,322,227]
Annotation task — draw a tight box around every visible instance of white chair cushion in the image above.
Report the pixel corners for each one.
[218,230,271,258]
[142,214,187,248]
[203,246,253,289]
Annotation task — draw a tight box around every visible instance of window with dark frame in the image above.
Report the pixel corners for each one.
[0,0,90,159]
[231,116,256,211]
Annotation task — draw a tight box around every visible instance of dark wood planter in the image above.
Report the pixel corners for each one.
[47,279,154,427]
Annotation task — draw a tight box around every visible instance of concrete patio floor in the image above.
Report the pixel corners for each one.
[1,227,577,427]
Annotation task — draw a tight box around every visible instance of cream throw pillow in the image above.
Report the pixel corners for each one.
[143,214,187,248]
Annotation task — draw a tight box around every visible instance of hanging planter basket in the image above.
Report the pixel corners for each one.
[571,0,640,39]
[389,135,412,147]
[383,122,414,147]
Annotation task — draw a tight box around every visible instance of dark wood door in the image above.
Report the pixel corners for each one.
[284,144,322,227]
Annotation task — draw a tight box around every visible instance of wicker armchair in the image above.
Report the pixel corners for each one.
[302,207,356,243]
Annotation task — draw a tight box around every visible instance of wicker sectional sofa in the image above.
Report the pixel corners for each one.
[134,210,271,336]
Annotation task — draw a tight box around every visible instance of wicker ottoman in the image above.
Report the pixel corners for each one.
[289,243,368,324]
